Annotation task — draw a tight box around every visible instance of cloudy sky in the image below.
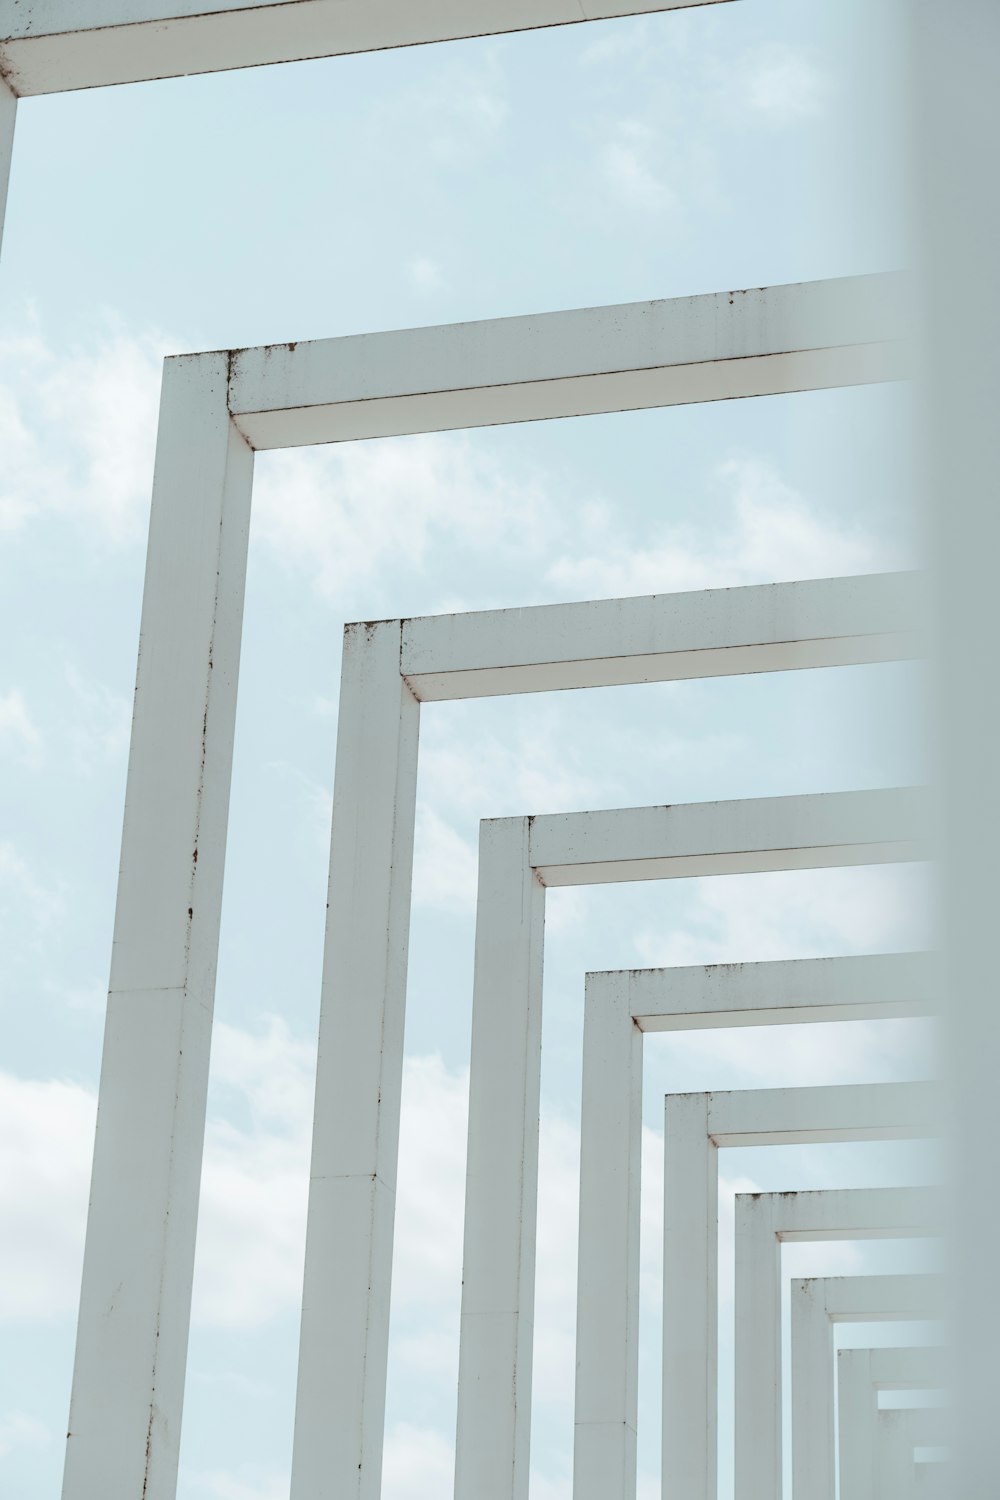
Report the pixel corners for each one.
[0,2,937,1497]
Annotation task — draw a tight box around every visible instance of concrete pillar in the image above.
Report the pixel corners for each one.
[291,620,420,1500]
[63,354,254,1500]
[455,817,545,1500]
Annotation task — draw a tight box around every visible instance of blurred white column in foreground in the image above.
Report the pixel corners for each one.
[911,4,1000,1496]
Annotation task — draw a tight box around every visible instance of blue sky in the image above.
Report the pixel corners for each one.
[0,2,937,1497]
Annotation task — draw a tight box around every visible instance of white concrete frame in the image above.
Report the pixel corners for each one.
[62,271,915,1500]
[876,1407,948,1499]
[574,1064,937,1500]
[650,1084,939,1500]
[735,1190,942,1500]
[838,1347,945,1500]
[460,795,925,1500]
[0,1,734,246]
[790,1276,946,1500]
[0,2,736,90]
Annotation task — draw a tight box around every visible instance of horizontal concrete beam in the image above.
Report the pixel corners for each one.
[737,1186,943,1243]
[221,274,907,448]
[528,785,925,886]
[593,950,933,1031]
[698,1080,938,1146]
[0,0,738,96]
[401,571,922,700]
[797,1273,945,1322]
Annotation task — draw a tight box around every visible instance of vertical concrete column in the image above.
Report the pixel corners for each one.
[0,75,14,255]
[837,1350,877,1500]
[789,1280,836,1500]
[876,1409,944,1500]
[455,817,546,1500]
[662,1091,717,1500]
[63,354,254,1500]
[291,620,420,1500]
[912,8,1000,1495]
[734,1197,782,1500]
[876,1410,912,1500]
[573,972,642,1500]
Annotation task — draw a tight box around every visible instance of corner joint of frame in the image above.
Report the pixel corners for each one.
[0,60,22,99]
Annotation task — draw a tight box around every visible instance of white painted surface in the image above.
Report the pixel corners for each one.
[573,1059,935,1500]
[574,972,642,1500]
[62,358,254,1500]
[458,796,923,1500]
[455,818,546,1500]
[573,1000,935,1500]
[838,1347,945,1500]
[292,592,921,1497]
[660,1087,937,1500]
[0,0,736,95]
[876,1408,949,1500]
[401,572,922,702]
[224,277,908,450]
[604,950,934,1033]
[59,244,917,1500]
[913,8,1000,1497]
[290,622,420,1500]
[0,75,14,251]
[736,1192,941,1500]
[789,1277,946,1500]
[529,787,925,887]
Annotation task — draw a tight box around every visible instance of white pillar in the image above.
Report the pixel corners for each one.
[662,1092,717,1500]
[838,1349,877,1500]
[573,971,642,1500]
[878,1410,916,1500]
[789,1276,836,1500]
[290,620,420,1500]
[733,1195,783,1500]
[455,817,546,1500]
[63,354,254,1500]
[912,7,1000,1495]
[0,75,14,256]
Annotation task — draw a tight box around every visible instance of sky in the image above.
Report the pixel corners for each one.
[0,2,939,1497]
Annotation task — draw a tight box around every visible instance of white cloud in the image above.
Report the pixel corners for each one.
[0,1020,318,1329]
[409,708,618,924]
[0,1410,49,1459]
[418,703,618,821]
[547,457,894,599]
[405,257,445,295]
[0,1071,95,1319]
[65,667,132,772]
[0,325,163,543]
[191,1019,313,1328]
[191,1470,289,1500]
[579,19,654,68]
[0,688,42,763]
[382,1424,453,1500]
[382,51,507,167]
[252,433,554,603]
[426,76,508,164]
[391,1055,469,1315]
[736,44,833,126]
[636,863,931,970]
[411,804,479,914]
[598,120,674,212]
[0,842,67,948]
